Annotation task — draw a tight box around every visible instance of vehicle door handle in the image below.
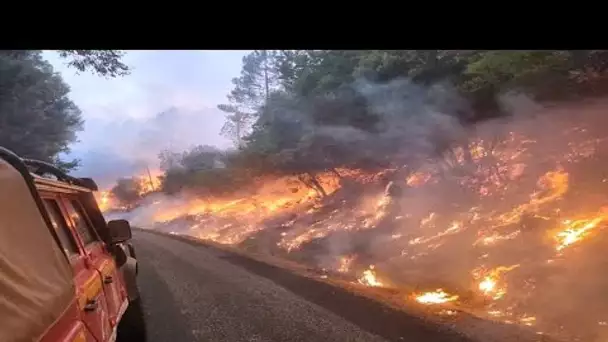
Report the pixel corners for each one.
[84,299,98,312]
[104,276,113,284]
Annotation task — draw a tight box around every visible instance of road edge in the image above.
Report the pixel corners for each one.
[132,228,559,342]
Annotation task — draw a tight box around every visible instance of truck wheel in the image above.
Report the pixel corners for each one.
[117,298,147,342]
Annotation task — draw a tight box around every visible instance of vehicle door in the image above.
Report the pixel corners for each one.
[61,196,129,330]
[41,195,111,342]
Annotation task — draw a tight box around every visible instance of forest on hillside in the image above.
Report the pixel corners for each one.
[2,49,608,205]
[136,51,608,342]
[131,50,608,200]
[103,51,608,342]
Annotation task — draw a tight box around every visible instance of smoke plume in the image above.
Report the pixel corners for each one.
[69,106,230,188]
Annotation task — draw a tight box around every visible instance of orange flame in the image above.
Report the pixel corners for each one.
[475,264,520,300]
[95,191,113,212]
[555,214,608,251]
[136,169,162,196]
[136,111,608,341]
[357,265,383,287]
[414,289,459,304]
[338,255,355,273]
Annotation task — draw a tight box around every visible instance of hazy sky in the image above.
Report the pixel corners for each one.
[44,50,249,186]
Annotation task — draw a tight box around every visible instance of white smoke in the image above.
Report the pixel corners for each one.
[69,106,231,188]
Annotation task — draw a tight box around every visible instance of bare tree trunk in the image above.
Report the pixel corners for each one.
[297,173,327,197]
[330,168,342,179]
[297,174,316,195]
[235,111,243,149]
[146,165,155,191]
[307,171,327,197]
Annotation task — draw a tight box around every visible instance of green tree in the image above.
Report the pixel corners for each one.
[217,104,250,148]
[158,149,182,171]
[200,49,608,200]
[462,51,570,93]
[224,50,280,111]
[57,50,130,78]
[0,51,83,169]
[158,145,248,196]
[218,50,281,145]
[0,50,130,171]
[180,145,223,171]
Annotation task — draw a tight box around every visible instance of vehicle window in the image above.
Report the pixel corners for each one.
[43,199,80,256]
[63,199,99,246]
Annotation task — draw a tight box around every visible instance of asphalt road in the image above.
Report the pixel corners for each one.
[133,230,473,342]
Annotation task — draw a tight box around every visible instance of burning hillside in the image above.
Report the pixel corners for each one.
[95,168,162,212]
[104,99,608,341]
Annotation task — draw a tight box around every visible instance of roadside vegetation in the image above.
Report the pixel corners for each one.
[151,50,608,198]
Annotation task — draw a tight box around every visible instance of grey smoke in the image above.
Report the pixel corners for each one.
[303,79,469,169]
[68,106,231,188]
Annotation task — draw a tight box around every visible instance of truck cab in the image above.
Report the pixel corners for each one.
[0,147,144,342]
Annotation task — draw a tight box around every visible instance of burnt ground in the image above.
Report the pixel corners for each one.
[132,229,556,342]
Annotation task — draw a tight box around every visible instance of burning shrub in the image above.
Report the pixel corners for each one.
[110,177,142,210]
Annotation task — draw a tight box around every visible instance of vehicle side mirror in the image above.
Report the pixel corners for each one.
[107,219,132,244]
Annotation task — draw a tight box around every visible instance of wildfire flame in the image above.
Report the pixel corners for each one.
[95,191,114,212]
[474,230,521,246]
[475,264,520,300]
[406,171,432,187]
[409,220,464,245]
[415,289,459,304]
[130,106,608,341]
[554,214,607,251]
[137,169,162,196]
[338,255,355,273]
[357,265,383,287]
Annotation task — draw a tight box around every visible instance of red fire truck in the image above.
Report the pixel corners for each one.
[0,147,144,342]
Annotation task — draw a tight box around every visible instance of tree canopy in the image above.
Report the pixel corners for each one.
[163,50,608,197]
[0,50,130,171]
[58,50,130,78]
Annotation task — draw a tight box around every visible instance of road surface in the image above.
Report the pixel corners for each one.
[133,230,473,342]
